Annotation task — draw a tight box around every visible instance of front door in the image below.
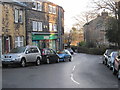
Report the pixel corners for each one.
[50,49,58,62]
[4,37,10,53]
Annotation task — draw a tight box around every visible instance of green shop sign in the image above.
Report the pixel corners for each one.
[32,34,58,40]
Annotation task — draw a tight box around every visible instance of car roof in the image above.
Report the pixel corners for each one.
[26,45,38,48]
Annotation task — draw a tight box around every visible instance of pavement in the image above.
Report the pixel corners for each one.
[2,53,119,88]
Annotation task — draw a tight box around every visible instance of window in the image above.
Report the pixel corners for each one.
[49,5,56,14]
[37,2,42,11]
[32,21,37,31]
[33,48,39,53]
[49,5,52,13]
[33,21,43,31]
[14,9,19,23]
[14,9,23,23]
[32,2,42,11]
[19,10,23,23]
[32,2,37,10]
[38,22,42,31]
[15,37,23,48]
[50,49,56,54]
[49,23,53,31]
[53,24,57,31]
[53,6,56,14]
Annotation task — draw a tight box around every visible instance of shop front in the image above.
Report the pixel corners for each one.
[32,34,58,51]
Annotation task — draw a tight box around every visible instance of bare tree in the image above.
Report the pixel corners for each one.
[91,0,117,17]
[73,0,117,28]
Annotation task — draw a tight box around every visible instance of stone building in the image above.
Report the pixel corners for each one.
[1,0,64,54]
[25,0,64,51]
[84,12,111,47]
[1,2,26,54]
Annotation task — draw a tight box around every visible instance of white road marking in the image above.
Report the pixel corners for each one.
[72,66,76,71]
[70,65,80,85]
[70,74,80,85]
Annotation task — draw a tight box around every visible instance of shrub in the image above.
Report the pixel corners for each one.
[77,46,106,55]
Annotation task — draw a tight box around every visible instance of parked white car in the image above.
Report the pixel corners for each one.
[103,49,114,65]
[107,51,118,69]
[2,45,42,67]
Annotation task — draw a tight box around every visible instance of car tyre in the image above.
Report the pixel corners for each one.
[56,58,59,63]
[21,59,26,67]
[36,58,41,66]
[69,58,71,62]
[105,59,107,65]
[113,67,117,75]
[109,66,113,70]
[117,68,120,80]
[46,58,50,64]
[102,61,104,64]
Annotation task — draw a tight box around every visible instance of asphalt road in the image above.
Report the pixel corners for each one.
[2,53,119,88]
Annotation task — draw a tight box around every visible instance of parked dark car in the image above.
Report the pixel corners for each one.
[103,49,114,65]
[66,48,74,55]
[58,49,72,62]
[40,48,59,64]
[113,53,120,80]
[2,46,42,67]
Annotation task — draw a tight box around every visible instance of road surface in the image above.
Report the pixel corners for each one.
[2,53,119,88]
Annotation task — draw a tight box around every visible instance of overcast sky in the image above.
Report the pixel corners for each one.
[49,0,91,32]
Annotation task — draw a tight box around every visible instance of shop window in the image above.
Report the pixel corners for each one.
[15,37,23,48]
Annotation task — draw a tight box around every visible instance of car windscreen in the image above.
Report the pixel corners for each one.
[10,47,26,53]
[67,48,73,52]
[106,50,113,56]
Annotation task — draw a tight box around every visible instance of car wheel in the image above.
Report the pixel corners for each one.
[46,58,50,64]
[21,59,26,67]
[56,58,59,63]
[117,68,120,80]
[109,66,113,70]
[113,67,117,75]
[102,61,104,64]
[105,59,107,65]
[36,58,41,66]
[69,58,71,62]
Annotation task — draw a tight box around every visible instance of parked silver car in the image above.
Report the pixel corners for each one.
[2,46,42,67]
